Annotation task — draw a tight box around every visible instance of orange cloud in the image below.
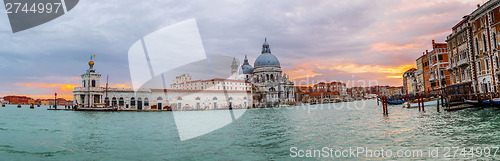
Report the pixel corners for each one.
[13,82,133,100]
[18,82,78,91]
[370,42,419,51]
[285,58,416,81]
[108,83,133,88]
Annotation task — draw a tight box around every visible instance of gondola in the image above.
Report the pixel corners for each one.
[464,99,482,106]
[387,100,404,105]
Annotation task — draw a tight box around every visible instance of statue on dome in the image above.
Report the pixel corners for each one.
[88,55,95,70]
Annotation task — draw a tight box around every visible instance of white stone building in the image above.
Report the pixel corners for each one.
[241,38,295,107]
[73,38,295,109]
[73,59,252,110]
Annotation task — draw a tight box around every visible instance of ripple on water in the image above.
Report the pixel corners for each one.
[1,101,500,160]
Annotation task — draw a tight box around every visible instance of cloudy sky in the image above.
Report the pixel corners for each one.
[0,0,484,99]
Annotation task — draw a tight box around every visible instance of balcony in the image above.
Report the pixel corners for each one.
[457,59,468,67]
[446,65,452,71]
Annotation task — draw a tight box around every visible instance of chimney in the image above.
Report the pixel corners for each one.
[477,4,480,8]
[426,50,428,54]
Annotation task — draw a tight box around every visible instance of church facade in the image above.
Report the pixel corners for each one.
[240,39,295,107]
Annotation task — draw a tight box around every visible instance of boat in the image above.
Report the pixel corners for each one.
[492,98,500,105]
[387,100,404,105]
[464,99,482,106]
[478,98,500,106]
[75,107,117,111]
[75,103,118,111]
[1,104,5,107]
[403,100,438,108]
[17,104,21,108]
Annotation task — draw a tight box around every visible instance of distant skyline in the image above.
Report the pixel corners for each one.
[0,0,483,99]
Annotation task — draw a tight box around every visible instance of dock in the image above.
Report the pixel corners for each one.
[444,104,475,111]
[47,109,75,111]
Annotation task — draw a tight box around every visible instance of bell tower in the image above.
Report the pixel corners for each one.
[82,55,101,88]
[231,57,239,79]
[79,55,102,106]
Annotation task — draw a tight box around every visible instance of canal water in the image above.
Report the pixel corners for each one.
[1,99,500,160]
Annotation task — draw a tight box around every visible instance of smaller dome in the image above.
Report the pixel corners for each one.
[242,65,253,74]
[241,55,253,74]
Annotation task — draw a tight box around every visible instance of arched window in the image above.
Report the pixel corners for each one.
[177,97,182,100]
[486,59,490,70]
[496,56,499,69]
[157,97,163,100]
[112,97,117,106]
[476,38,480,54]
[483,34,488,52]
[270,74,274,81]
[228,97,233,100]
[137,97,142,107]
[213,97,217,100]
[119,97,124,106]
[143,98,149,106]
[196,97,200,100]
[494,32,498,49]
[243,97,247,100]
[104,97,109,106]
[130,97,135,106]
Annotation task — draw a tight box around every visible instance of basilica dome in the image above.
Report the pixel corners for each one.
[241,55,253,74]
[254,38,280,68]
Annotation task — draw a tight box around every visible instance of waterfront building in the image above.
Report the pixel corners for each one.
[243,39,295,107]
[73,38,294,109]
[446,15,477,92]
[403,68,417,94]
[3,96,34,105]
[428,40,451,90]
[348,86,368,99]
[470,1,500,93]
[416,51,431,92]
[415,56,425,92]
[294,82,346,103]
[73,57,252,110]
[36,98,71,106]
[294,86,312,103]
[389,86,403,96]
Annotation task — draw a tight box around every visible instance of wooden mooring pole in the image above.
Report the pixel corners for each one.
[421,93,425,112]
[437,95,440,112]
[382,96,388,115]
[377,96,379,106]
[417,93,421,111]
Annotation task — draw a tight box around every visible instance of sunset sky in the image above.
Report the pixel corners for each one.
[0,0,485,99]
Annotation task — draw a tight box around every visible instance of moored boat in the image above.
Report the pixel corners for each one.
[404,100,438,108]
[387,100,404,105]
[464,99,483,106]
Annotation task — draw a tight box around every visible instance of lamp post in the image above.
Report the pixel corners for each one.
[54,92,57,109]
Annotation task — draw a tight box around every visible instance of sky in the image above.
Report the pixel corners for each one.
[0,0,484,99]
